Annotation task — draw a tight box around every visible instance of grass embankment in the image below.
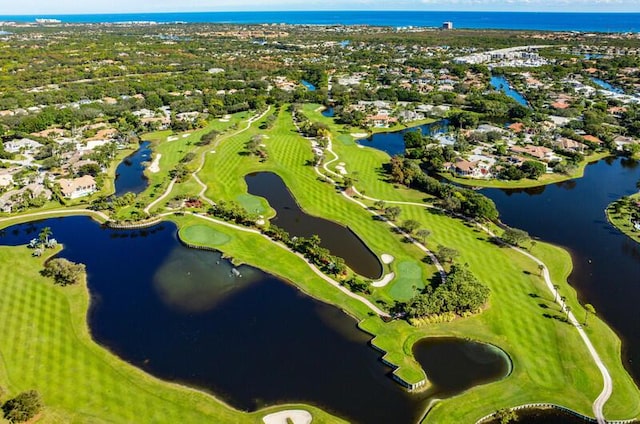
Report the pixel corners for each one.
[606,193,640,244]
[0,245,345,424]
[440,152,611,189]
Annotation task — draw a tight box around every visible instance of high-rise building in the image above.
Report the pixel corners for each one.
[442,21,453,30]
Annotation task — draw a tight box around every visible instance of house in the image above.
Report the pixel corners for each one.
[57,175,97,199]
[366,114,398,128]
[553,137,587,153]
[4,138,42,154]
[582,135,602,145]
[447,158,492,179]
[0,183,52,213]
[510,145,554,161]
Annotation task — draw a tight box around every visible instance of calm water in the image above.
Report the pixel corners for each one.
[301,80,316,91]
[321,106,335,118]
[484,157,640,382]
[490,75,529,107]
[414,338,510,395]
[0,216,510,423]
[2,12,639,32]
[362,119,449,156]
[245,171,383,279]
[591,77,624,94]
[114,141,151,196]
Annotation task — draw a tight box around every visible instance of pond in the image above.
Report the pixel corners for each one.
[245,171,383,279]
[114,140,151,196]
[0,216,509,423]
[321,106,335,117]
[361,119,450,157]
[301,80,316,91]
[484,157,640,384]
[591,77,624,94]
[414,338,511,396]
[490,75,529,107]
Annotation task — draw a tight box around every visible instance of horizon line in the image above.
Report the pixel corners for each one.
[2,9,640,17]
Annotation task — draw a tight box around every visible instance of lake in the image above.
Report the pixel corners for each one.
[490,75,529,107]
[245,171,383,279]
[0,216,509,424]
[361,119,450,157]
[114,140,151,196]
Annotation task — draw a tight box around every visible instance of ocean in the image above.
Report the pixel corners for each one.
[0,11,639,33]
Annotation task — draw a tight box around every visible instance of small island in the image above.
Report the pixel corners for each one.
[606,191,640,244]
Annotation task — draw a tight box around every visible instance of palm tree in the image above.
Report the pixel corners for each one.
[565,305,572,320]
[538,264,544,276]
[553,285,560,302]
[38,227,52,245]
[560,295,567,311]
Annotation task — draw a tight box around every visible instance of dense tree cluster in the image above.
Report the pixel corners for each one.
[41,258,86,286]
[396,265,490,319]
[2,390,43,423]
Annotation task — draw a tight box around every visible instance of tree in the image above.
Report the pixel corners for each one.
[2,390,43,423]
[402,219,421,234]
[416,229,431,243]
[553,284,560,302]
[494,408,517,424]
[565,305,572,320]
[501,227,530,247]
[520,160,546,180]
[584,303,596,326]
[436,245,459,264]
[373,200,386,211]
[384,206,402,222]
[38,227,52,245]
[41,258,86,286]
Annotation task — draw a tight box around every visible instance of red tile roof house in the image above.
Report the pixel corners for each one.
[509,145,554,161]
[57,175,97,199]
[445,158,493,179]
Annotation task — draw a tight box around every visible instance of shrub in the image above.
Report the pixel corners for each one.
[2,390,43,423]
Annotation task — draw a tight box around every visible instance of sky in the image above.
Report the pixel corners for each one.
[1,0,639,14]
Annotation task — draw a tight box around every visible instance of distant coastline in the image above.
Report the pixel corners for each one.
[0,11,639,33]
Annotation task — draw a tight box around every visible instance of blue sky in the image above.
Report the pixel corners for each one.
[3,0,640,14]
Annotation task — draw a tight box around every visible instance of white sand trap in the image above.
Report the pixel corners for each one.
[223,114,232,119]
[263,410,312,424]
[182,133,191,138]
[219,119,230,122]
[339,162,345,166]
[381,254,394,264]
[148,154,162,173]
[256,219,266,226]
[167,136,178,141]
[372,272,395,288]
[350,133,369,138]
[335,165,348,175]
[356,144,364,148]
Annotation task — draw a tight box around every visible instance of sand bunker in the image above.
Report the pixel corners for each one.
[372,272,395,288]
[381,254,394,264]
[148,154,162,173]
[350,133,369,138]
[262,410,312,424]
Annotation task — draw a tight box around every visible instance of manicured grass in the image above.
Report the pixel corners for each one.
[180,224,231,246]
[606,193,640,244]
[0,244,345,424]
[235,193,268,215]
[388,261,424,301]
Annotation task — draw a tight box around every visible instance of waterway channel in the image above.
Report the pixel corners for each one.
[490,75,529,107]
[360,119,449,157]
[245,171,383,279]
[0,216,510,424]
[114,140,152,196]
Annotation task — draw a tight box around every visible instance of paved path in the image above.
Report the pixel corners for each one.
[143,178,176,214]
[0,208,110,224]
